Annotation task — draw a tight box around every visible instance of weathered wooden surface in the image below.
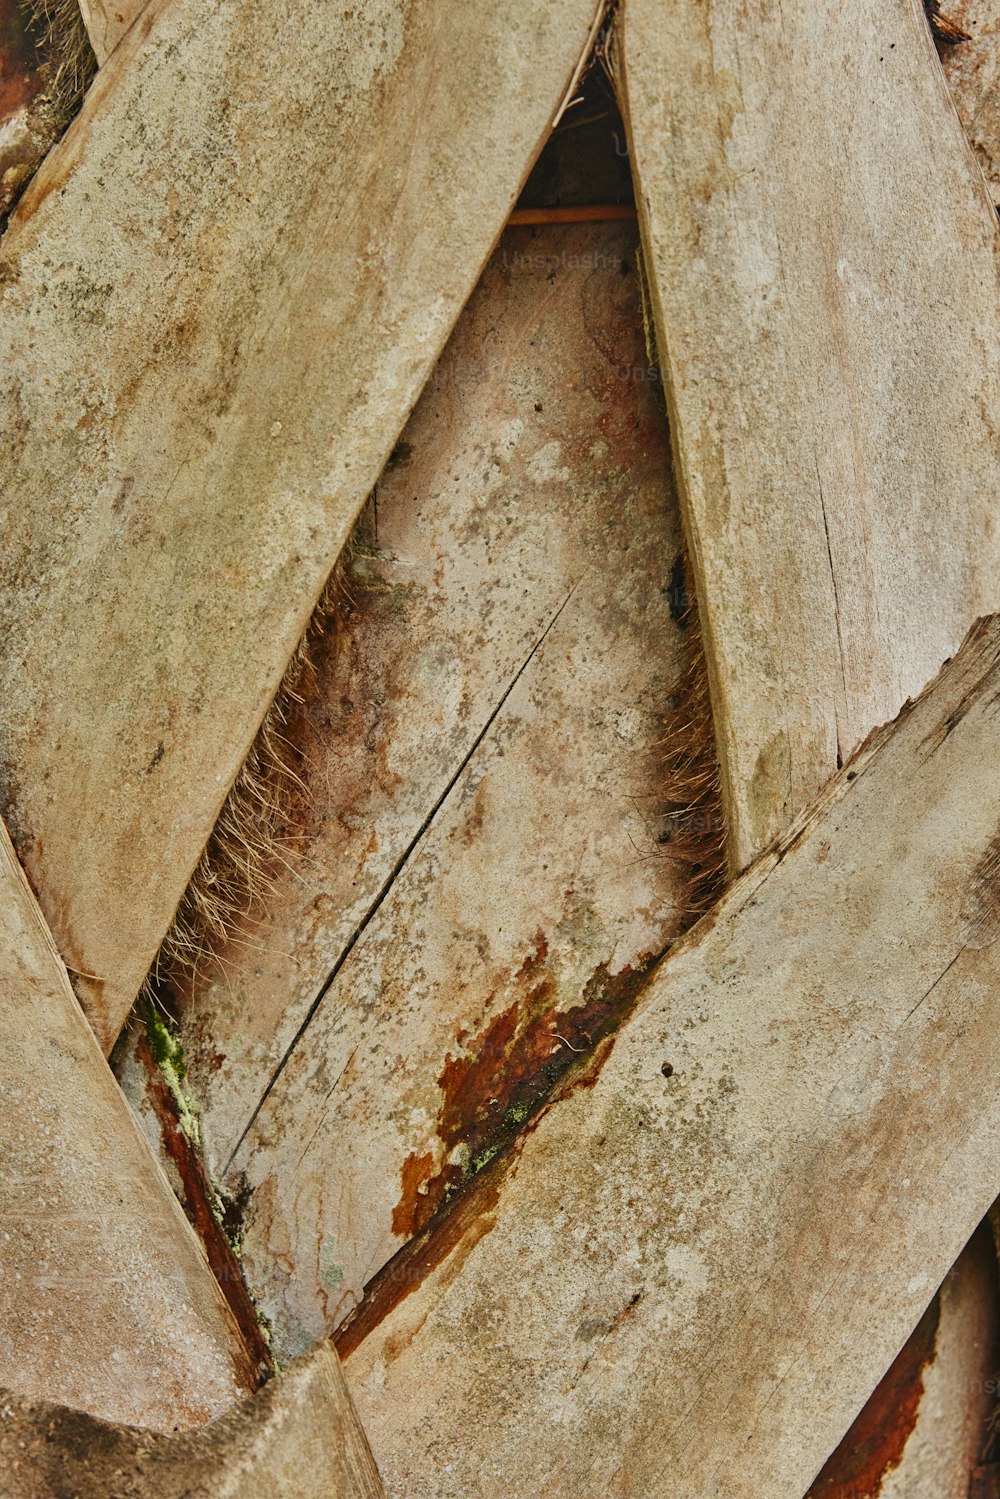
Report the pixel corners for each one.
[618,1,1000,1482]
[807,1222,999,1498]
[149,222,679,1185]
[941,1,1000,206]
[879,1225,998,1496]
[342,617,1000,1498]
[618,0,1000,871]
[77,0,147,63]
[0,816,255,1430]
[126,222,694,1357]
[0,0,601,1055]
[0,1341,385,1498]
[616,4,1000,1483]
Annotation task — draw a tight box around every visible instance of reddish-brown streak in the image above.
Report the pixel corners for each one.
[806,1294,940,1498]
[389,933,661,1244]
[339,946,665,1357]
[136,1032,273,1390]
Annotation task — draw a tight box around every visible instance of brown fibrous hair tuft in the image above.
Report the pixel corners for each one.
[660,557,729,925]
[19,0,96,123]
[635,240,729,925]
[143,507,374,1002]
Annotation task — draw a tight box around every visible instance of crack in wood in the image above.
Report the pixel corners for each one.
[223,577,586,1176]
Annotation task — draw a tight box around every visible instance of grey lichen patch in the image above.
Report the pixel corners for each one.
[319,1236,346,1293]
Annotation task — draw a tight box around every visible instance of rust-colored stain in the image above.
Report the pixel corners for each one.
[136,1032,273,1390]
[0,4,43,120]
[390,1149,436,1238]
[336,1161,503,1361]
[390,933,664,1243]
[806,1293,940,1498]
[340,939,666,1357]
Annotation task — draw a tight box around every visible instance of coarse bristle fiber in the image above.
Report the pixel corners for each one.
[19,0,96,122]
[660,557,729,926]
[143,511,372,1003]
[635,236,729,926]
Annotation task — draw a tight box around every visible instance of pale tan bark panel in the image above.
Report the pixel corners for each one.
[620,2,1000,1485]
[0,816,255,1430]
[0,0,601,1053]
[151,223,678,1181]
[344,618,1000,1498]
[619,0,1000,870]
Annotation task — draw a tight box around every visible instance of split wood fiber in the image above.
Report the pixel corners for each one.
[344,616,1000,1498]
[0,816,254,1430]
[618,0,1000,871]
[0,0,603,1054]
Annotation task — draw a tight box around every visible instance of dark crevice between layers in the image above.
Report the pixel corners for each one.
[0,0,95,229]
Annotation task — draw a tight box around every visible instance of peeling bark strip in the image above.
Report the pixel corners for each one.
[617,0,1000,872]
[206,222,693,1360]
[0,817,254,1430]
[344,617,1000,1498]
[0,0,603,1055]
[130,1025,276,1386]
[808,1297,940,1499]
[0,1342,385,1498]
